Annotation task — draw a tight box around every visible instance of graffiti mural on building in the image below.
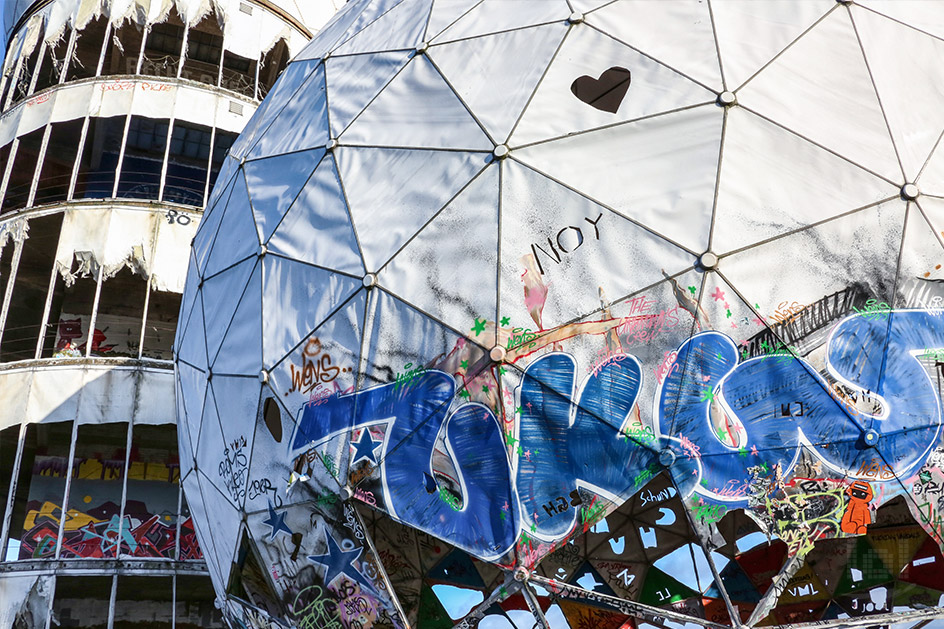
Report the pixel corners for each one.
[289,309,944,559]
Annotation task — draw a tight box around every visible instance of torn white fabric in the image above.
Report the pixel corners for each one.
[54,207,157,285]
[54,206,199,293]
[151,208,200,292]
[0,216,29,250]
[0,575,53,629]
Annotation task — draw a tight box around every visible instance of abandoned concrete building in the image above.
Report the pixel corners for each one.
[0,1,340,626]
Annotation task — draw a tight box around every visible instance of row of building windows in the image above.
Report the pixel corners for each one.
[2,9,290,109]
[0,116,237,215]
[0,420,195,563]
[0,213,181,364]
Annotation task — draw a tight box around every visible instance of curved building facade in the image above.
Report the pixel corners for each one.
[0,1,340,627]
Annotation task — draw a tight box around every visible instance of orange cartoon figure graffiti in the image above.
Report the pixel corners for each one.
[841,480,873,534]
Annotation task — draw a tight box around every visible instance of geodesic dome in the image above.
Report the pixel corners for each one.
[174,1,944,627]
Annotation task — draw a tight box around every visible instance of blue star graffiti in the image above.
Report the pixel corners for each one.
[308,529,378,595]
[288,310,944,560]
[262,501,293,541]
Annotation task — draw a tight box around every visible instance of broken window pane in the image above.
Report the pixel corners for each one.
[177,575,225,629]
[34,119,83,206]
[114,576,174,629]
[34,29,72,92]
[0,425,20,534]
[258,39,289,100]
[181,17,223,86]
[10,45,41,105]
[221,51,255,98]
[66,17,108,81]
[2,127,45,213]
[73,115,125,199]
[102,20,144,76]
[209,130,238,191]
[52,576,112,629]
[141,14,185,79]
[46,269,97,359]
[91,267,147,358]
[123,424,180,558]
[60,422,129,559]
[2,213,63,362]
[118,115,169,200]
[164,120,211,206]
[141,288,180,360]
[5,421,73,561]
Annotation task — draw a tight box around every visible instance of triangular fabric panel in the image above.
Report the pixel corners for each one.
[211,260,263,376]
[196,470,245,584]
[380,165,498,335]
[177,290,209,372]
[712,107,898,254]
[244,149,323,243]
[737,9,901,182]
[194,386,231,506]
[424,0,481,40]
[201,256,257,364]
[918,138,944,197]
[851,4,944,181]
[511,22,716,146]
[247,64,329,160]
[710,0,833,90]
[229,60,322,161]
[242,392,299,515]
[210,374,263,510]
[267,154,365,276]
[266,291,365,427]
[177,359,207,466]
[204,172,260,280]
[341,55,491,150]
[429,23,566,144]
[856,0,944,42]
[261,255,362,368]
[587,0,723,90]
[182,471,226,586]
[498,159,693,337]
[295,0,409,61]
[514,104,722,254]
[335,146,486,272]
[325,50,413,137]
[433,0,571,43]
[333,0,433,56]
[192,174,235,278]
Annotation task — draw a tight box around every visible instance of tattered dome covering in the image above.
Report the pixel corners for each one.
[176,1,944,627]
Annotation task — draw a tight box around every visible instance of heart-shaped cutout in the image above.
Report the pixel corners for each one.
[570,66,631,114]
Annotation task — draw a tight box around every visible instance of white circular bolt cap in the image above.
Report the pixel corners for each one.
[568,12,584,23]
[699,251,719,270]
[490,346,506,362]
[342,486,354,500]
[258,244,267,257]
[514,566,531,582]
[493,144,510,159]
[258,370,269,384]
[864,429,879,446]
[362,273,377,288]
[902,183,920,200]
[659,448,676,467]
[717,91,736,106]
[415,41,429,54]
[326,138,338,151]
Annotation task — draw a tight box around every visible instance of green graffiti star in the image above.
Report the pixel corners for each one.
[482,384,490,393]
[701,387,715,403]
[500,316,511,326]
[460,359,468,369]
[688,286,697,296]
[700,478,709,487]
[458,389,471,400]
[499,366,507,375]
[471,318,486,336]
